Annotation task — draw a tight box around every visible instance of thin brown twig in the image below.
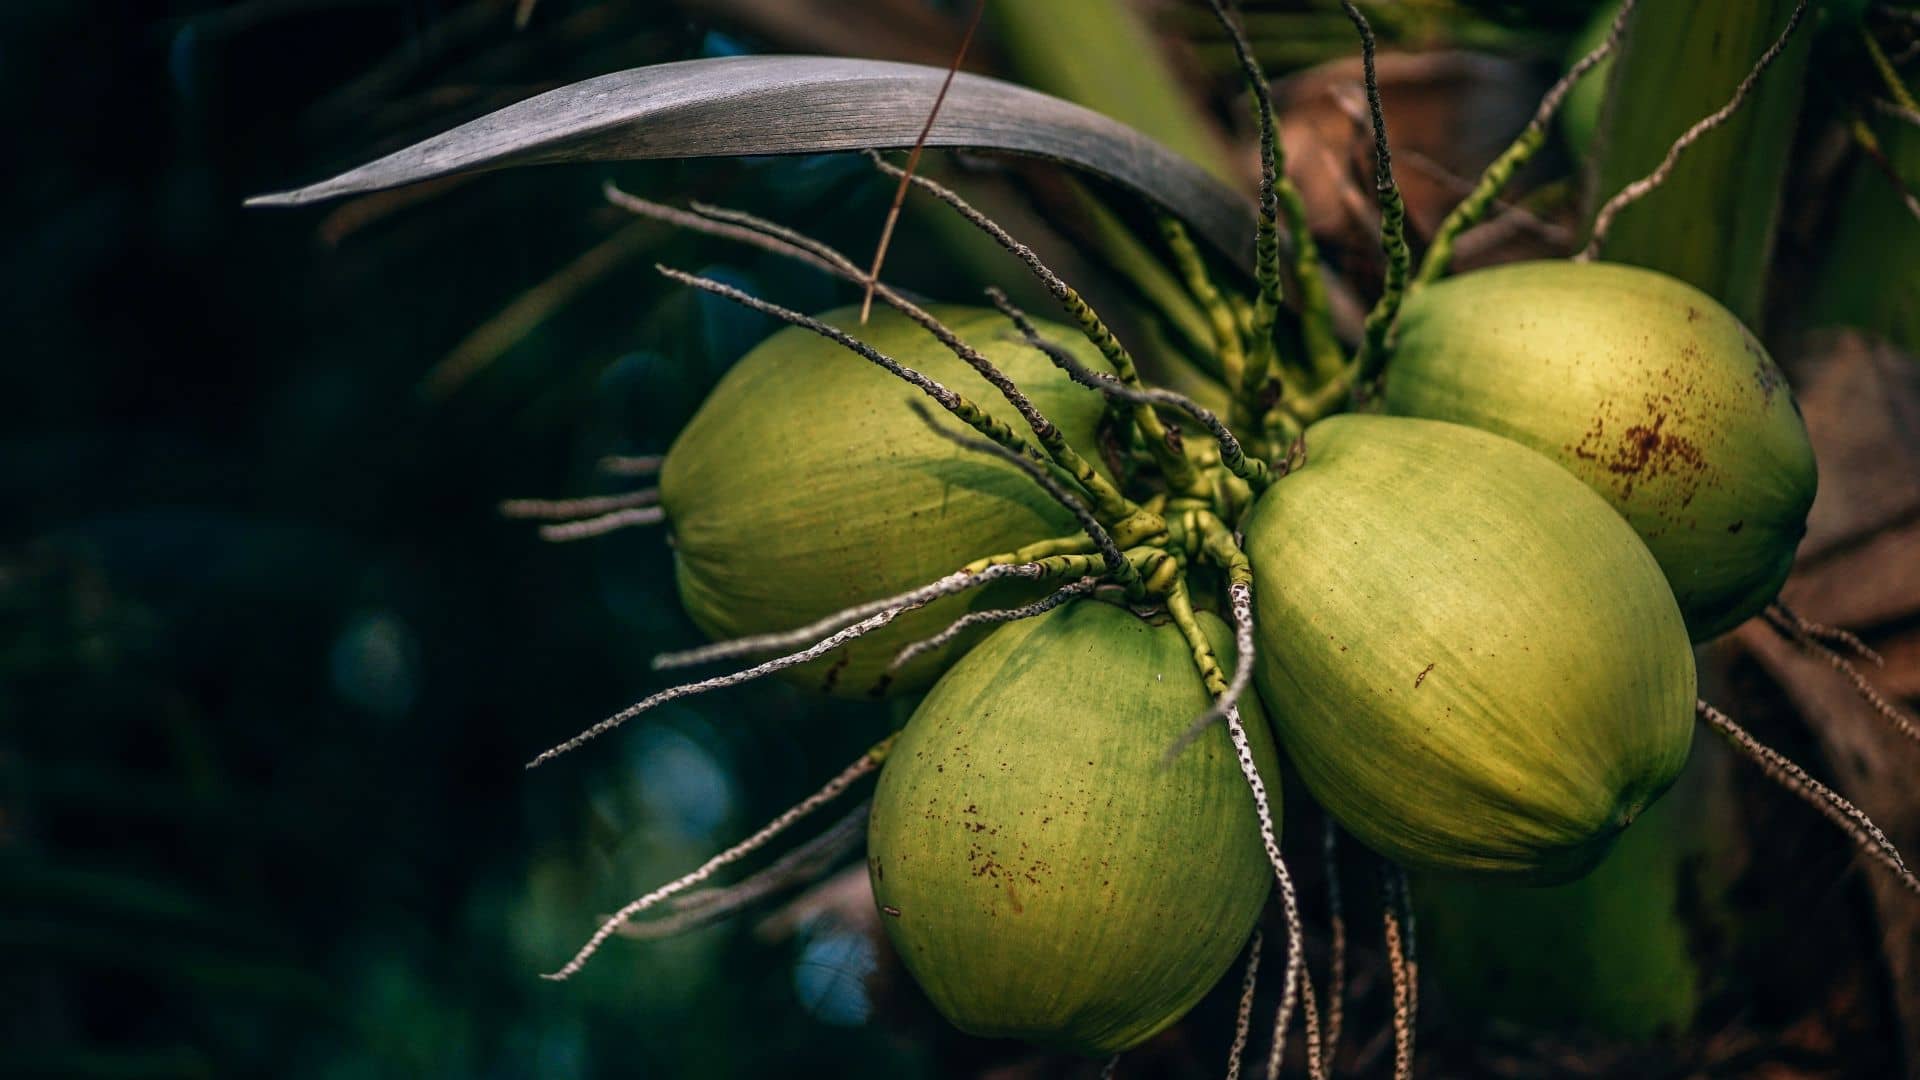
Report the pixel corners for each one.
[860,0,986,322]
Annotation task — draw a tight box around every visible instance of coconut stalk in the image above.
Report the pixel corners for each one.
[1415,747,1730,1039]
[1585,0,1814,326]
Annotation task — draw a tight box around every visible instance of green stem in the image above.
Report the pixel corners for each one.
[1160,217,1259,411]
[1340,2,1410,384]
[1205,0,1343,387]
[960,534,1098,574]
[1414,0,1638,289]
[1166,576,1231,699]
[1198,513,1254,589]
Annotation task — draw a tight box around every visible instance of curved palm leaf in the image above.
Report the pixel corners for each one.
[247,55,1259,272]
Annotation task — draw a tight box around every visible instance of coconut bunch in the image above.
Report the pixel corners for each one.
[254,0,1919,1071]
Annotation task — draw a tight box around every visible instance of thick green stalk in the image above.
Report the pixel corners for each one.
[961,534,1098,574]
[1584,0,1813,326]
[1415,751,1722,1039]
[1166,576,1231,700]
[1160,217,1257,408]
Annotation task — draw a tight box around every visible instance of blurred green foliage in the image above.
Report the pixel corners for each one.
[0,3,1004,1076]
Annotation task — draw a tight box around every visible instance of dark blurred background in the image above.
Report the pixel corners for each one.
[1,3,926,1076]
[6,1,1920,1077]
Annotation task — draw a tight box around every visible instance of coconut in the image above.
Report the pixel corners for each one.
[1384,260,1817,640]
[660,304,1112,697]
[867,600,1278,1055]
[1242,414,1695,882]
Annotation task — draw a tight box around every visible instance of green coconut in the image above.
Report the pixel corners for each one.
[1242,414,1695,882]
[1384,260,1817,640]
[867,600,1278,1055]
[660,304,1111,698]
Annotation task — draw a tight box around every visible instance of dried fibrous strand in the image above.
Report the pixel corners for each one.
[655,266,1046,465]
[1339,3,1410,385]
[909,403,1140,592]
[689,201,864,278]
[987,288,1271,489]
[1699,700,1919,896]
[1225,927,1263,1080]
[537,506,665,542]
[542,739,891,979]
[675,200,1133,519]
[607,184,850,280]
[527,563,1051,767]
[597,453,663,477]
[1764,605,1919,745]
[860,152,1148,392]
[499,489,660,522]
[613,802,870,941]
[1873,96,1920,130]
[1323,89,1568,250]
[1216,700,1313,1080]
[1768,601,1884,666]
[1581,0,1812,260]
[654,560,1055,670]
[858,151,1197,490]
[887,577,1099,672]
[1416,0,1639,286]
